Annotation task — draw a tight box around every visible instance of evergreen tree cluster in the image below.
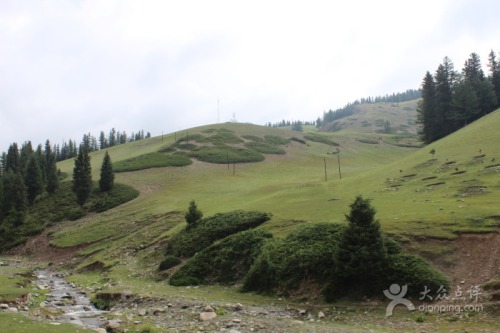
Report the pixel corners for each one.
[320,89,421,128]
[0,140,59,225]
[417,51,500,144]
[266,119,316,129]
[54,128,151,162]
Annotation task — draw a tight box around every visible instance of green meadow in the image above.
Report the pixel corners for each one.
[52,109,500,255]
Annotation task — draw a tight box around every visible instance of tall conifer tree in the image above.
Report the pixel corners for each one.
[99,151,114,192]
[72,145,92,206]
[488,50,500,107]
[416,71,437,144]
[25,155,43,206]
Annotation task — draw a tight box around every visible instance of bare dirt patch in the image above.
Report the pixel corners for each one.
[421,233,500,289]
[6,228,90,265]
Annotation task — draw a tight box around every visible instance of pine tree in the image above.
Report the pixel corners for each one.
[185,200,203,228]
[99,151,114,192]
[335,196,387,293]
[19,141,34,178]
[45,140,59,194]
[3,170,27,226]
[99,131,108,150]
[25,155,43,206]
[434,59,456,138]
[488,50,500,107]
[5,143,20,173]
[451,80,480,127]
[416,72,437,144]
[0,173,4,220]
[72,145,92,206]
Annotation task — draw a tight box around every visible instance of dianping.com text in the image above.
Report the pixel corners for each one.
[418,303,484,314]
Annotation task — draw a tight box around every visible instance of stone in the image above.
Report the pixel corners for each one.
[0,304,9,309]
[94,328,107,333]
[234,303,244,311]
[318,311,325,319]
[105,319,121,332]
[299,309,307,315]
[204,305,215,312]
[138,309,147,316]
[199,311,217,321]
[7,307,18,313]
[152,307,165,315]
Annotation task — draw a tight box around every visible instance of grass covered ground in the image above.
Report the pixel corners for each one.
[5,107,496,332]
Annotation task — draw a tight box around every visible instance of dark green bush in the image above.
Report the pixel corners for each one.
[169,230,272,286]
[90,183,140,213]
[208,132,243,145]
[242,223,344,295]
[159,255,182,271]
[291,137,306,144]
[176,143,197,151]
[244,142,286,154]
[385,253,449,297]
[264,135,290,145]
[304,134,340,146]
[176,134,208,143]
[242,135,263,142]
[167,210,271,257]
[113,152,192,172]
[190,146,265,164]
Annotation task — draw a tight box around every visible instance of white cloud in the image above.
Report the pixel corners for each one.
[0,0,499,151]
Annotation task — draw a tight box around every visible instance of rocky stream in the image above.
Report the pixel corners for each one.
[34,270,107,330]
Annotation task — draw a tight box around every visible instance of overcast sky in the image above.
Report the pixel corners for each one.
[1,0,499,152]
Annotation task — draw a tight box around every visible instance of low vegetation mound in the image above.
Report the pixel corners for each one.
[241,223,344,295]
[167,210,271,257]
[244,142,286,154]
[113,152,192,172]
[165,197,448,302]
[169,230,273,286]
[304,134,340,146]
[190,146,265,164]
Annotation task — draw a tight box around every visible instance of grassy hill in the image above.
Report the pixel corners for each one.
[2,109,499,333]
[52,109,499,253]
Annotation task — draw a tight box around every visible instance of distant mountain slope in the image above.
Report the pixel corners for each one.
[320,99,419,135]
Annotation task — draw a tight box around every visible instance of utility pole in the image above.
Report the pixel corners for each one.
[337,153,342,179]
[324,157,328,182]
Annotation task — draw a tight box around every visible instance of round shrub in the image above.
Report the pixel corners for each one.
[159,255,182,271]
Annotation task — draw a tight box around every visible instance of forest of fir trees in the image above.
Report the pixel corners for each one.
[417,50,500,144]
[0,127,148,228]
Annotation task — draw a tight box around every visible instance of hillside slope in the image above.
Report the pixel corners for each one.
[320,100,419,135]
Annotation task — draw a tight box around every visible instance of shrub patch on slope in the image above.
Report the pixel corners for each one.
[114,152,192,172]
[169,230,273,286]
[167,210,271,257]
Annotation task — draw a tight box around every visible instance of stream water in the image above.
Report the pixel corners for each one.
[34,270,107,329]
